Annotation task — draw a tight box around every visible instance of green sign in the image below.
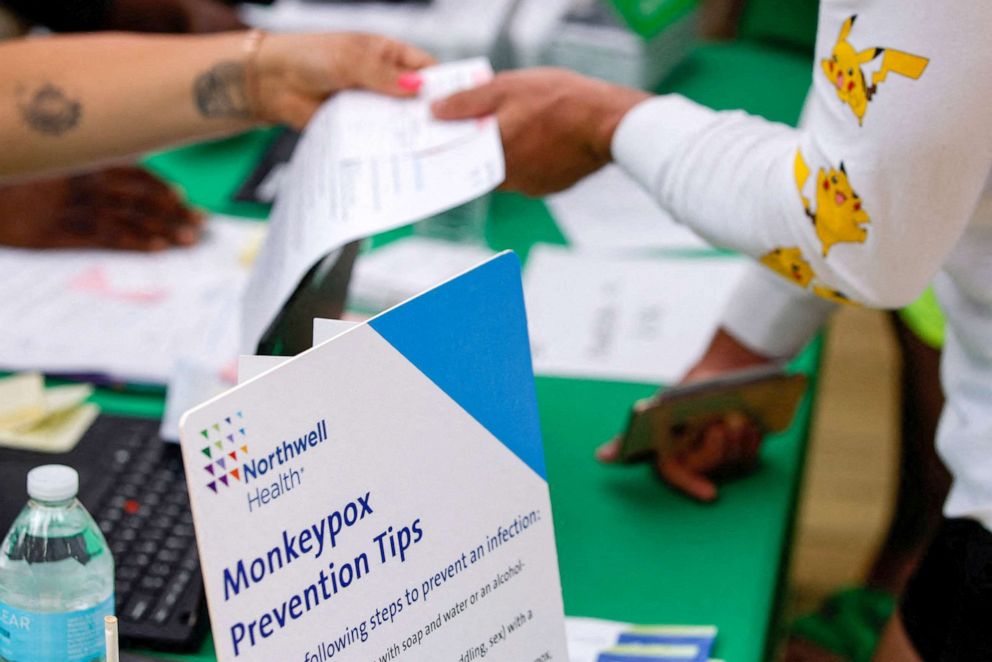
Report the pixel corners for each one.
[609,0,698,39]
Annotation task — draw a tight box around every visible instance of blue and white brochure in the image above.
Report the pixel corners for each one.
[180,252,567,661]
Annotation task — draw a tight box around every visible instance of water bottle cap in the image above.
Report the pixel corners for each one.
[27,465,79,502]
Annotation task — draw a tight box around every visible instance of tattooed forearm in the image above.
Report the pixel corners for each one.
[193,61,250,119]
[18,83,82,136]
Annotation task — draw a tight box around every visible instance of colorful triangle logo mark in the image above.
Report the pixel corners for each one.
[200,430,209,440]
[229,451,237,461]
[217,457,226,470]
[201,447,212,459]
[230,468,240,482]
[225,417,232,425]
[240,445,248,455]
[239,428,246,436]
[213,423,221,433]
[227,434,234,443]
[207,481,217,493]
[205,465,215,476]
[237,411,243,419]
[219,474,229,487]
[215,441,223,450]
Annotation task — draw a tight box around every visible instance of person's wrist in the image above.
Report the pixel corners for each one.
[682,328,774,383]
[241,28,271,123]
[589,83,651,163]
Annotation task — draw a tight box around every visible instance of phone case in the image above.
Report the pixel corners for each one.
[618,366,808,463]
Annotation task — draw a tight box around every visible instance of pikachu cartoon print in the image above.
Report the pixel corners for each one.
[795,150,870,257]
[758,245,858,306]
[822,15,929,125]
[760,247,815,288]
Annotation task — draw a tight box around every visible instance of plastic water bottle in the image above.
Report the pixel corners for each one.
[0,465,115,661]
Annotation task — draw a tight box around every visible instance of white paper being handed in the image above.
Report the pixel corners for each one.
[241,58,504,352]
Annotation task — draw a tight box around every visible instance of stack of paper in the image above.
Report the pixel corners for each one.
[524,245,745,384]
[567,617,720,662]
[0,373,98,453]
[0,216,261,385]
[545,0,698,90]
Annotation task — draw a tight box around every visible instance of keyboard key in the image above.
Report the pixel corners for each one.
[149,563,171,578]
[115,581,132,600]
[117,566,141,582]
[140,575,166,592]
[127,553,151,569]
[155,549,180,564]
[123,593,154,621]
[151,606,171,625]
[165,537,189,552]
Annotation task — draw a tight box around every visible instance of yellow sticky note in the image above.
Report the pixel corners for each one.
[0,403,100,454]
[41,383,94,419]
[0,373,45,430]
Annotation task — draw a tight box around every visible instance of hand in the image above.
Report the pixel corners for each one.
[0,166,203,252]
[104,0,246,33]
[432,68,650,196]
[256,33,436,129]
[597,328,773,502]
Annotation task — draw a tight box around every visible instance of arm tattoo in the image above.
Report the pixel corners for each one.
[193,61,250,119]
[18,83,82,136]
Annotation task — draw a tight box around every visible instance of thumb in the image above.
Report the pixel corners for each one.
[595,437,623,464]
[431,83,501,120]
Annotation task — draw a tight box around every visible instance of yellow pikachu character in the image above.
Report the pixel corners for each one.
[758,245,859,306]
[795,150,870,257]
[822,15,929,125]
[760,247,815,288]
[812,284,855,305]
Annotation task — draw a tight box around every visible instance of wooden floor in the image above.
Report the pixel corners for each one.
[787,306,901,616]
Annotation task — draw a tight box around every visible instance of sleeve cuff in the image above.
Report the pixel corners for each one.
[611,95,718,195]
[721,265,837,359]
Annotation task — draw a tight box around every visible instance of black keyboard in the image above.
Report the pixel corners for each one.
[90,422,207,649]
[0,415,209,651]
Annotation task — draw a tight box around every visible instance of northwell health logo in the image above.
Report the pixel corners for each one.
[200,410,249,494]
[201,412,330,512]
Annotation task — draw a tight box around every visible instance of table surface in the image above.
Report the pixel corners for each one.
[115,38,822,662]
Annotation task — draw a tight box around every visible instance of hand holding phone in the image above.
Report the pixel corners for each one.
[605,365,808,501]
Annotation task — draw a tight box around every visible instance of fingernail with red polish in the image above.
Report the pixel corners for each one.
[397,72,423,92]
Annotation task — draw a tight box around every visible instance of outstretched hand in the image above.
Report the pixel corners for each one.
[432,68,650,196]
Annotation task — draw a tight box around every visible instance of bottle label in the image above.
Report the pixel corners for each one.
[0,594,114,662]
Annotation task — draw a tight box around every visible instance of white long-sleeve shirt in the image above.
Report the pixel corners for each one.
[611,1,992,530]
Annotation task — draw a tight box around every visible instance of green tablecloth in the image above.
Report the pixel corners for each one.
[116,38,824,661]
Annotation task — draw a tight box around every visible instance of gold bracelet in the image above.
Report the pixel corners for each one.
[242,28,267,120]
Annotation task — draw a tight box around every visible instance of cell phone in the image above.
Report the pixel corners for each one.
[616,365,808,464]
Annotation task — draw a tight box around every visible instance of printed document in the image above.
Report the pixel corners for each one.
[524,245,746,384]
[0,217,259,384]
[241,57,504,351]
